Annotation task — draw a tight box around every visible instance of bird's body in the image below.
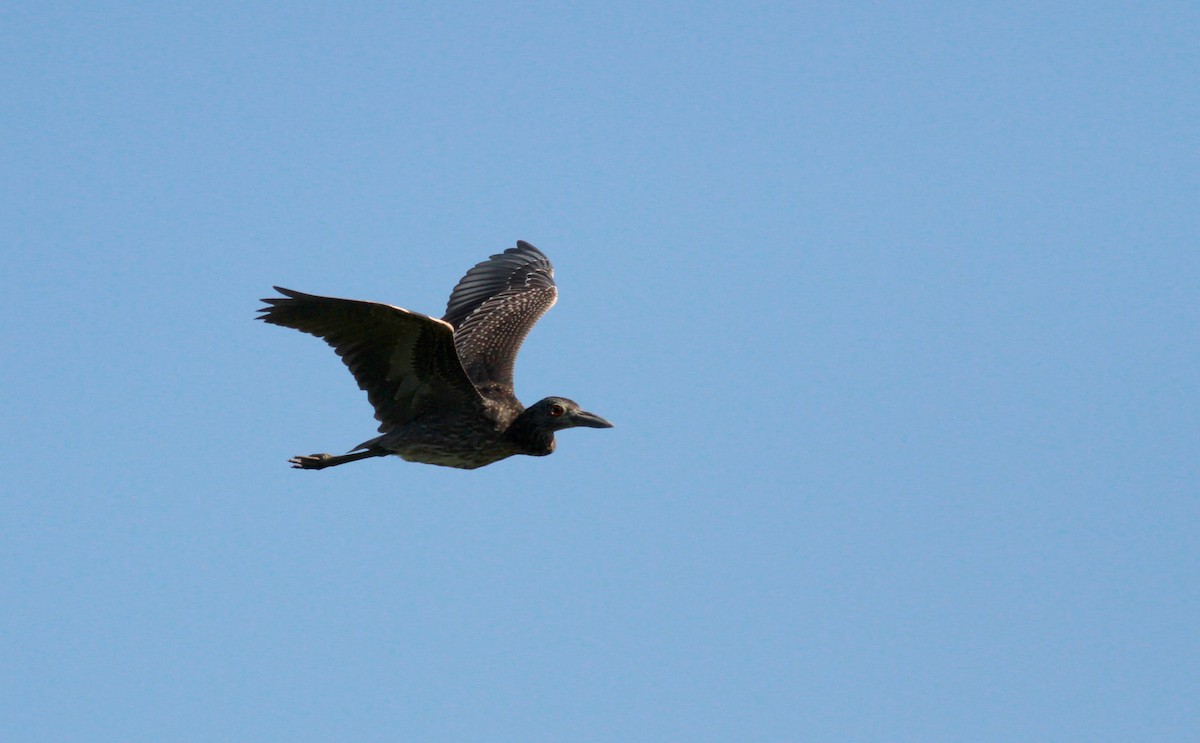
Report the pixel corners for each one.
[258,241,611,470]
[352,401,537,470]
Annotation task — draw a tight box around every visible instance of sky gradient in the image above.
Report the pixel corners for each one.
[3,2,1198,741]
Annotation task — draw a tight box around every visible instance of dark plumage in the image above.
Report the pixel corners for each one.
[258,241,612,470]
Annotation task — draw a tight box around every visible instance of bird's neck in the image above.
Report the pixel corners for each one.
[504,415,557,457]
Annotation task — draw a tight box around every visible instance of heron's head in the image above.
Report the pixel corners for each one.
[524,397,614,433]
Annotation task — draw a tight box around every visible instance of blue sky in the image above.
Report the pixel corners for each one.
[3,1,1197,740]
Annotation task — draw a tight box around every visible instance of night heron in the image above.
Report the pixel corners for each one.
[258,241,612,470]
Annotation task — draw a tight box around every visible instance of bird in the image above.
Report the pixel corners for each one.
[257,241,612,470]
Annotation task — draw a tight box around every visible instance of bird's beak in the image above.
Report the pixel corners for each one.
[572,410,614,428]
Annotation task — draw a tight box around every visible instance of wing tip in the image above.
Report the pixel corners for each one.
[256,286,301,319]
[511,240,549,262]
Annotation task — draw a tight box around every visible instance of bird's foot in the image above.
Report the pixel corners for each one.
[289,453,333,470]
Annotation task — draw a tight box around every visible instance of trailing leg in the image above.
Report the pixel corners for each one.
[289,448,387,470]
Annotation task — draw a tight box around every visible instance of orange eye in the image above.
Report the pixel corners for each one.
[549,403,565,417]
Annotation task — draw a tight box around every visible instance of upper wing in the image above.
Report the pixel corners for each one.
[442,241,558,393]
[258,287,484,432]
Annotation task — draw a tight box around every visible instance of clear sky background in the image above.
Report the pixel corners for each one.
[3,2,1197,741]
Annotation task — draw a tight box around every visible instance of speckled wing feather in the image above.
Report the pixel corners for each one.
[258,288,484,432]
[443,241,558,394]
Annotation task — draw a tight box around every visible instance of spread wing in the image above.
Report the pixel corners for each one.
[442,241,558,394]
[258,287,484,432]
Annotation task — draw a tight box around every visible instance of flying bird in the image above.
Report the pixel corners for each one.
[258,241,612,470]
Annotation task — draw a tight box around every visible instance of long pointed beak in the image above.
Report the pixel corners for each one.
[572,410,614,429]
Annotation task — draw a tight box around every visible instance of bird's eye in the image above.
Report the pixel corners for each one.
[549,403,565,417]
